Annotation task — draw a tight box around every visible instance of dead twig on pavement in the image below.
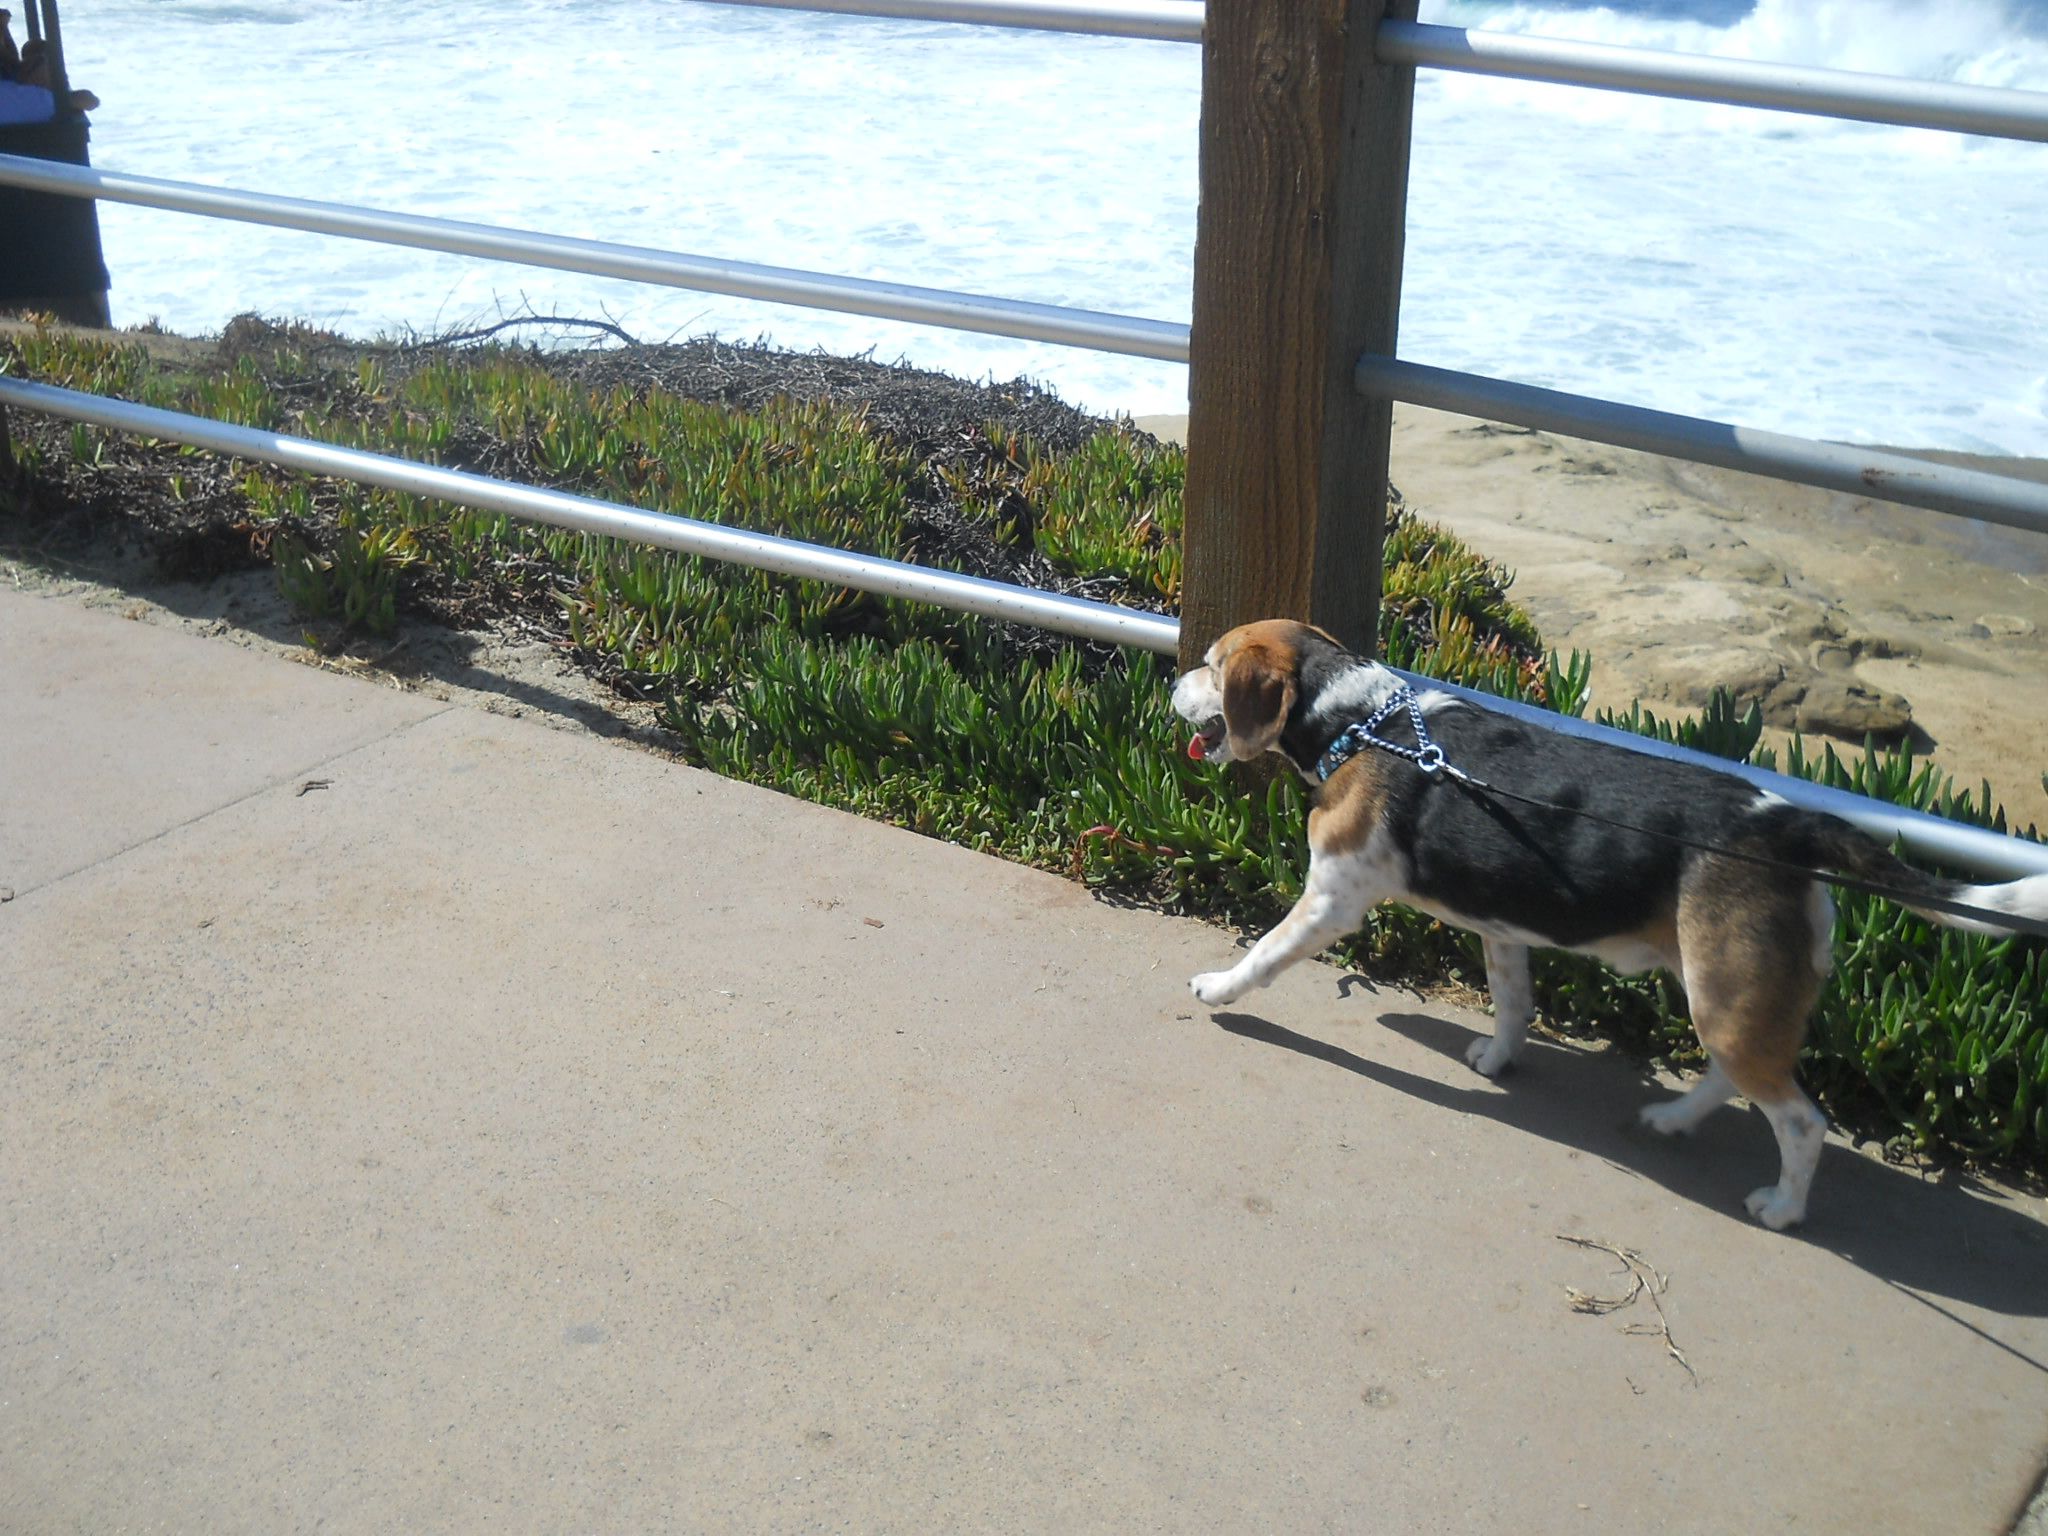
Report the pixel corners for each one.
[1556,1233,1698,1385]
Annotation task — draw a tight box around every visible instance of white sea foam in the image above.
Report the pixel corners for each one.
[47,0,2048,453]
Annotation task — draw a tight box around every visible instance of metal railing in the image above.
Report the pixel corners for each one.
[699,0,1202,41]
[0,374,1178,652]
[1377,19,2048,142]
[2,147,2040,537]
[698,1,2048,145]
[7,369,2035,882]
[1356,357,2048,535]
[3,3,2048,879]
[0,157,1188,364]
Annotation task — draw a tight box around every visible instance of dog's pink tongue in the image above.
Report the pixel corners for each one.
[1187,732,1208,761]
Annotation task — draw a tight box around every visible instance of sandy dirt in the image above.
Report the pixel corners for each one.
[1141,407,2048,832]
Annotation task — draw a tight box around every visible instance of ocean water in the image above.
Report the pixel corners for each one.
[43,0,2048,454]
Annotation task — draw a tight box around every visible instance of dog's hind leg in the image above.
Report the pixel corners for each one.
[1466,940,1532,1077]
[1190,852,1380,1007]
[1744,1089,1827,1231]
[1638,1057,1736,1135]
[1677,862,1832,1229]
[1695,1028,1827,1230]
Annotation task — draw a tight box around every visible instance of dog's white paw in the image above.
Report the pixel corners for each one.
[1744,1183,1807,1231]
[1464,1034,1515,1078]
[1638,1099,1691,1136]
[1191,971,1246,1007]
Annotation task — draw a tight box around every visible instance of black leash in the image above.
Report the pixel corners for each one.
[1315,686,2048,940]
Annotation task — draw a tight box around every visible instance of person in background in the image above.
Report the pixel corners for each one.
[0,13,99,121]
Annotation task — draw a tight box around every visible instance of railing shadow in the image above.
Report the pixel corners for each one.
[20,555,659,746]
[1210,1002,2048,1331]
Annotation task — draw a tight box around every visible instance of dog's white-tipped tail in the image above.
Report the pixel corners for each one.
[1928,872,2048,936]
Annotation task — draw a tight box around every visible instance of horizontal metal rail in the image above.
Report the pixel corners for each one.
[1355,356,2048,537]
[4,375,2041,882]
[687,4,2048,146]
[1380,20,2048,143]
[0,376,1180,653]
[0,155,1191,365]
[690,0,1202,42]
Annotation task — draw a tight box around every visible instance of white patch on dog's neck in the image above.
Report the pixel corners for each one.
[1307,660,1406,726]
[1281,661,1413,783]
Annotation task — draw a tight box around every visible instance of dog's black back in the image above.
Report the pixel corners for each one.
[1354,701,1781,946]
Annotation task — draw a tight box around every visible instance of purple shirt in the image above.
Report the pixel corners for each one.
[0,80,56,126]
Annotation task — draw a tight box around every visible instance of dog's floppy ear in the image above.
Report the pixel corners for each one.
[1220,641,1297,760]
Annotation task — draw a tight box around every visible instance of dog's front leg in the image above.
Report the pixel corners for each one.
[1191,855,1378,1007]
[1467,939,1532,1077]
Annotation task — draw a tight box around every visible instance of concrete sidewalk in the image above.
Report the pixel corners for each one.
[3,587,2046,1534]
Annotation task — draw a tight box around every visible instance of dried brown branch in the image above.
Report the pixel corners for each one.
[394,313,644,351]
[1556,1233,1698,1384]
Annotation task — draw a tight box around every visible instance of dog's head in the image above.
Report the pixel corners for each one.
[1172,619,1334,765]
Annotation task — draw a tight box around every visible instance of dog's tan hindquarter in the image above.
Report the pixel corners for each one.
[1669,853,1834,1229]
[1673,854,1830,1101]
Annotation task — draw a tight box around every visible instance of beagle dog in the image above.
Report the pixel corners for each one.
[1173,619,2048,1229]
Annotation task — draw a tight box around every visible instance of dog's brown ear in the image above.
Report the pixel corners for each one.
[1220,641,1297,760]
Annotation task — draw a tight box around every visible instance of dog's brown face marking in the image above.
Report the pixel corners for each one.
[1218,638,1296,761]
[1177,620,1334,764]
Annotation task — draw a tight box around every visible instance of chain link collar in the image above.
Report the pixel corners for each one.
[1315,685,1456,783]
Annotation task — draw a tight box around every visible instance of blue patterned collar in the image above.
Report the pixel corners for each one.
[1315,685,1452,783]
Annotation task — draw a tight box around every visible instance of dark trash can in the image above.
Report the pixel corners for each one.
[0,114,112,327]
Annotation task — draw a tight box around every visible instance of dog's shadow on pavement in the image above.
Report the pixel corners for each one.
[1211,1004,2048,1330]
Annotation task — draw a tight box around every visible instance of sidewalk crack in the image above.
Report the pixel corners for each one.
[5,705,456,903]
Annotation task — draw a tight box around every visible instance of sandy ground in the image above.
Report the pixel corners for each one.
[1140,408,2048,833]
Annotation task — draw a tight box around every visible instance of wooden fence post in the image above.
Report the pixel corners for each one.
[1179,0,1419,670]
